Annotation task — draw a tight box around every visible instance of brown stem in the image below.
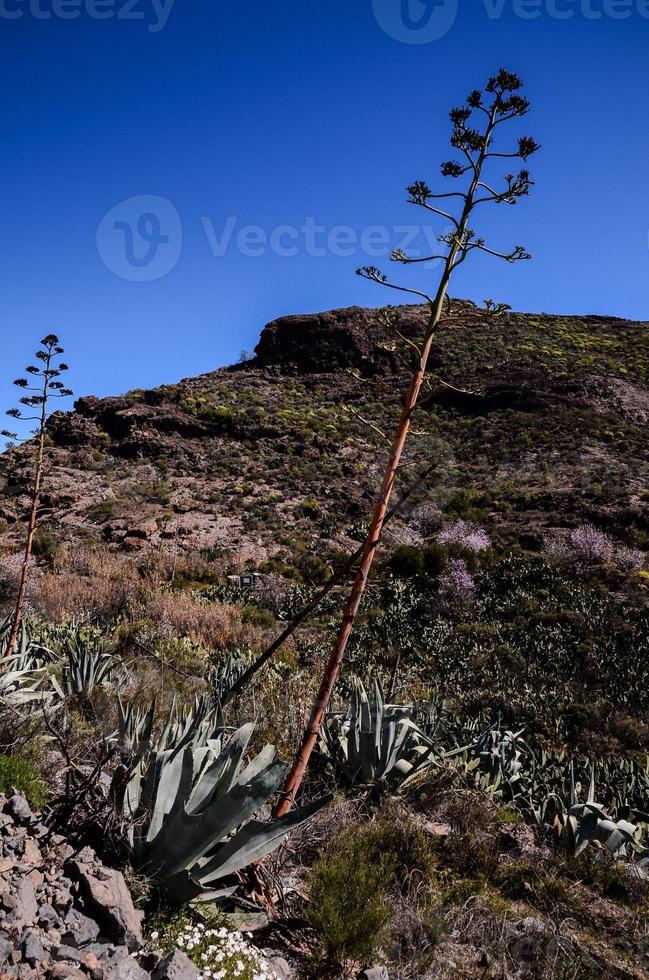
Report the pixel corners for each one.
[4,371,49,658]
[272,322,442,816]
[273,104,499,817]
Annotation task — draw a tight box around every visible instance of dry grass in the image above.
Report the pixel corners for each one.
[35,546,146,624]
[142,589,259,652]
[33,544,260,654]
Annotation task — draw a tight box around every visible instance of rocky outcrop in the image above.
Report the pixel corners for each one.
[0,794,198,980]
[48,397,214,458]
[423,367,595,415]
[253,304,445,375]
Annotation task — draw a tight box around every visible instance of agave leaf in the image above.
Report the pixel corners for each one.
[149,759,288,879]
[605,821,637,855]
[197,795,330,884]
[188,723,255,813]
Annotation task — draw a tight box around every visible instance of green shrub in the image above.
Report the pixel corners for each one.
[391,544,448,578]
[241,605,275,628]
[0,754,48,808]
[31,528,59,563]
[423,544,448,576]
[300,497,320,518]
[307,824,395,968]
[391,545,424,577]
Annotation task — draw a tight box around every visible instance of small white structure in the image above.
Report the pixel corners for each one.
[227,572,263,590]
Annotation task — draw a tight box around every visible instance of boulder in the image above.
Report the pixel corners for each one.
[64,859,143,952]
[61,909,100,948]
[48,966,87,980]
[151,951,199,980]
[22,931,46,967]
[8,880,38,930]
[5,795,34,825]
[104,960,149,980]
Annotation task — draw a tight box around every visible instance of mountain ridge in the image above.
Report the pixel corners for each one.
[1,299,648,570]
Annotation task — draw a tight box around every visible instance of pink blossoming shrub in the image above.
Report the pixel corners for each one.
[616,546,646,574]
[569,525,615,564]
[544,525,645,574]
[438,558,476,608]
[410,503,442,537]
[437,520,491,554]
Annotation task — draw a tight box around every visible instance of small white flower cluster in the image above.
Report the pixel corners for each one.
[165,923,275,980]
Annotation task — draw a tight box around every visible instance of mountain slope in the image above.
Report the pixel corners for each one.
[1,300,648,566]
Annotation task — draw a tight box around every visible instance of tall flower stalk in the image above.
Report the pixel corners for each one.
[274,68,539,816]
[1,335,72,657]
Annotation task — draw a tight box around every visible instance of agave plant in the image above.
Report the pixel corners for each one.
[61,637,119,698]
[0,616,29,660]
[554,765,640,858]
[116,697,156,763]
[125,707,327,904]
[0,654,61,710]
[208,651,249,704]
[0,616,57,670]
[156,695,225,754]
[473,726,530,782]
[321,678,438,792]
[414,690,452,743]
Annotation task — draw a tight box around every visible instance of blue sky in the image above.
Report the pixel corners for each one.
[1,0,648,428]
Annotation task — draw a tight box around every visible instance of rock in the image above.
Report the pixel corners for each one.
[262,954,292,980]
[6,797,33,826]
[255,305,438,376]
[0,937,13,964]
[61,909,100,947]
[423,821,452,839]
[22,932,45,967]
[21,841,41,867]
[64,860,143,952]
[498,822,542,859]
[103,960,149,980]
[106,949,130,964]
[52,946,82,964]
[363,970,389,980]
[52,888,73,911]
[26,869,43,889]
[122,537,146,553]
[38,905,63,930]
[48,965,87,980]
[78,952,104,980]
[82,943,118,963]
[506,916,556,970]
[8,880,38,928]
[151,951,199,980]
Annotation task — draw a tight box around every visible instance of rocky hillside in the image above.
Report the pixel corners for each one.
[1,300,648,568]
[2,301,649,980]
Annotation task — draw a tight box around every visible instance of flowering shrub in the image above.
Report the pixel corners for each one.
[409,502,442,537]
[568,524,615,564]
[148,923,275,980]
[438,558,476,607]
[544,525,645,573]
[616,546,646,574]
[437,520,491,554]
